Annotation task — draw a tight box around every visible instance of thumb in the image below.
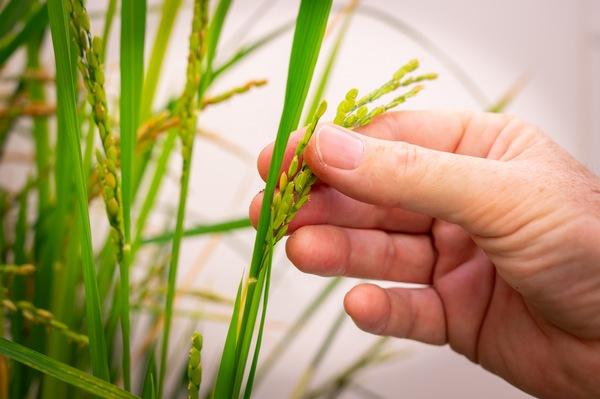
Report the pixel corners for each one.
[304,123,518,235]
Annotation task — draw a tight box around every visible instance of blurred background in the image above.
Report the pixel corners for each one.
[2,0,599,397]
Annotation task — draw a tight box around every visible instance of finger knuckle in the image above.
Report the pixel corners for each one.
[390,142,423,183]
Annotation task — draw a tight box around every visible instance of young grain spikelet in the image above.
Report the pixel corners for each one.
[67,0,125,259]
[2,299,89,346]
[187,332,203,399]
[271,59,436,240]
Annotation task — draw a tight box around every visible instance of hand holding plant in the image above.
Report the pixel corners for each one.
[252,110,600,398]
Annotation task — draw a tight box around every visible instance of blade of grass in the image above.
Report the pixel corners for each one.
[131,0,185,248]
[214,2,332,397]
[0,338,138,399]
[27,26,51,310]
[120,0,146,389]
[100,0,117,58]
[141,217,251,245]
[141,347,157,399]
[9,181,30,398]
[197,0,232,96]
[0,0,34,38]
[211,20,292,82]
[255,277,342,385]
[47,0,110,380]
[0,3,48,66]
[140,0,183,121]
[213,279,243,397]
[132,131,177,255]
[219,0,275,53]
[302,2,354,124]
[242,257,272,399]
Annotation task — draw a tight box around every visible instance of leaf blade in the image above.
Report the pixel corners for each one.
[0,338,138,399]
[47,0,110,380]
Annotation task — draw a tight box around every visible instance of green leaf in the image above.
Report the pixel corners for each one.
[133,131,177,254]
[141,348,158,399]
[120,0,146,243]
[214,1,332,396]
[140,0,184,120]
[198,0,232,96]
[47,0,110,380]
[0,3,48,66]
[242,259,272,399]
[211,20,292,82]
[100,0,118,58]
[303,5,354,124]
[120,0,146,389]
[213,279,243,398]
[0,338,138,399]
[141,217,251,245]
[0,0,34,38]
[232,264,269,398]
[248,0,331,280]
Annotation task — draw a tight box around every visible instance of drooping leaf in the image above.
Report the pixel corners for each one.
[0,338,138,399]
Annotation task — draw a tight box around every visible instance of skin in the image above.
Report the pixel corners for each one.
[249,110,600,398]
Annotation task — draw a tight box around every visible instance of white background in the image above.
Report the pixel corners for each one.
[2,0,600,398]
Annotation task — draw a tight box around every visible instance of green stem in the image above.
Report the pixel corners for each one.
[141,217,251,245]
[158,156,193,397]
[132,130,176,257]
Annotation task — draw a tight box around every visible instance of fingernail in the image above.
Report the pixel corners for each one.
[315,124,364,170]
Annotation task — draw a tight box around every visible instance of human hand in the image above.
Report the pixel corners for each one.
[250,111,600,399]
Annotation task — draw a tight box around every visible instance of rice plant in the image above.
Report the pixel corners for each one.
[0,0,513,397]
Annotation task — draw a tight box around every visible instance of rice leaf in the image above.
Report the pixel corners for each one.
[141,348,158,399]
[198,0,232,96]
[211,21,292,82]
[140,0,184,120]
[47,0,110,380]
[0,3,48,66]
[231,263,268,398]
[141,217,251,245]
[213,279,243,398]
[0,338,138,399]
[100,0,118,57]
[132,0,184,205]
[120,0,146,388]
[0,0,35,38]
[214,1,332,397]
[303,3,355,124]
[132,131,177,254]
[248,0,331,281]
[242,258,272,399]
